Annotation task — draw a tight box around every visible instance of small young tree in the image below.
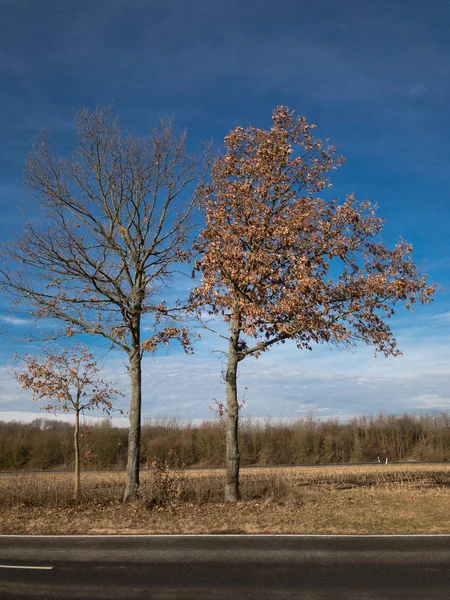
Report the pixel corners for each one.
[15,345,121,501]
[1,106,207,501]
[192,106,435,502]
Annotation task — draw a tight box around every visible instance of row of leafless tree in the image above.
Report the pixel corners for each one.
[1,105,435,502]
[1,412,449,472]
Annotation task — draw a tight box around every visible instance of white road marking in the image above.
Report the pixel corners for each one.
[0,564,53,570]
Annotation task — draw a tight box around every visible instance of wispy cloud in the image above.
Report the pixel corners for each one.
[2,324,449,423]
[430,312,450,322]
[0,315,31,327]
[0,410,129,427]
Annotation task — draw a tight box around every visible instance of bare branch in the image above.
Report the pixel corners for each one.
[1,105,211,501]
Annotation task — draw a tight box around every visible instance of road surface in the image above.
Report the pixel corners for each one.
[0,535,449,599]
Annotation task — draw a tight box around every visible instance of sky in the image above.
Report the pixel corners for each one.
[0,0,449,425]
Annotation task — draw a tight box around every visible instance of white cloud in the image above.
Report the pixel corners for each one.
[431,312,450,322]
[125,326,450,419]
[1,319,449,424]
[0,410,129,427]
[0,315,31,327]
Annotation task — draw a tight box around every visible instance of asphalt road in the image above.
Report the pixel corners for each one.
[0,535,449,599]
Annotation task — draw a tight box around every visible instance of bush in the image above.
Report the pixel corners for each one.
[142,452,185,508]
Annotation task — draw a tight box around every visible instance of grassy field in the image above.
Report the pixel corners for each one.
[1,464,449,535]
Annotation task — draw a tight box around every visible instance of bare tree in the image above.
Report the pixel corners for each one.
[1,106,207,501]
[192,106,435,503]
[15,345,121,502]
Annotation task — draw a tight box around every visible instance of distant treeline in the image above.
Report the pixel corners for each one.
[1,412,449,471]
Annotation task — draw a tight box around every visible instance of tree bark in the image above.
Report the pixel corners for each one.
[74,408,80,503]
[224,317,241,503]
[123,317,142,502]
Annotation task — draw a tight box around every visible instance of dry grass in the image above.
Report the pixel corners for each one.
[1,464,449,535]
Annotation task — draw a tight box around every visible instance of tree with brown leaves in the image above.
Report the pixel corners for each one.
[1,106,206,501]
[15,345,121,502]
[191,106,435,503]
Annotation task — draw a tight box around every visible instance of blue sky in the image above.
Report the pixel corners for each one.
[1,0,449,424]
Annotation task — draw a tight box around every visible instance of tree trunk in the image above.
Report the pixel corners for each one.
[225,317,241,503]
[74,408,80,503]
[123,323,142,502]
